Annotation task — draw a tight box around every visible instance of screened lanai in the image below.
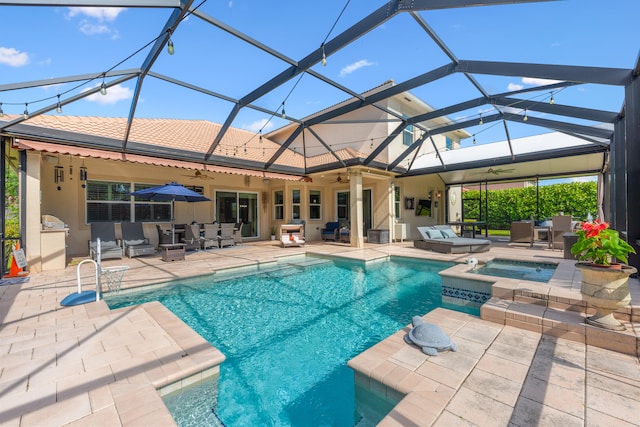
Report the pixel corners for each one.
[1,0,639,268]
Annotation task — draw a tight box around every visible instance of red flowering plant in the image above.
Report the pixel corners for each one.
[570,220,636,266]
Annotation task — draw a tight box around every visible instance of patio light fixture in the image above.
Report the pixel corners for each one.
[321,43,327,66]
[100,75,107,96]
[523,109,528,122]
[56,95,62,114]
[23,103,28,120]
[0,102,3,117]
[167,30,175,55]
[478,113,483,125]
[549,91,555,104]
[281,102,286,119]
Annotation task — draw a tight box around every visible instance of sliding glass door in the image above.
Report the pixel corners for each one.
[215,191,258,238]
[336,189,372,234]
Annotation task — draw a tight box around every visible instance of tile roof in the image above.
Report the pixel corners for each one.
[2,115,306,170]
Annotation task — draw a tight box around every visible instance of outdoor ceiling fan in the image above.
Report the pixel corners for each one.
[471,167,515,176]
[183,170,215,180]
[335,173,348,183]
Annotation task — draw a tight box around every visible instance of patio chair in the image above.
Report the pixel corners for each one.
[551,215,572,250]
[338,223,350,243]
[321,222,340,241]
[233,222,244,244]
[156,224,173,245]
[218,223,235,248]
[510,221,534,245]
[121,222,155,258]
[182,224,201,251]
[89,223,124,260]
[201,223,219,250]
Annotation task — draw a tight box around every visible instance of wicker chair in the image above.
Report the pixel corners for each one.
[510,221,534,244]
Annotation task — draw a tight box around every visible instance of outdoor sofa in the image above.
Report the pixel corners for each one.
[413,225,491,254]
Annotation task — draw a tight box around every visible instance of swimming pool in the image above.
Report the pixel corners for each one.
[106,255,460,426]
[472,258,557,283]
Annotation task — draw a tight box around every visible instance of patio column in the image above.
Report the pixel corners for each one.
[349,170,364,248]
[389,180,396,241]
[25,151,42,272]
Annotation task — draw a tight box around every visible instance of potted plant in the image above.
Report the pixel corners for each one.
[570,220,637,330]
[270,226,277,241]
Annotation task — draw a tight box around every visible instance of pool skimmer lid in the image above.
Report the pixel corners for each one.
[404,316,457,356]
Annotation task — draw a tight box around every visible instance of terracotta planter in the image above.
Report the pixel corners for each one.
[575,262,637,330]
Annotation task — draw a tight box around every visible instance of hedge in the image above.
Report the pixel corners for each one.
[462,181,598,230]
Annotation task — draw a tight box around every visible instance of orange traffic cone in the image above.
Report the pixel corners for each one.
[4,242,29,278]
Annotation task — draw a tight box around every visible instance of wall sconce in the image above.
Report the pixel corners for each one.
[79,159,88,187]
[435,191,442,199]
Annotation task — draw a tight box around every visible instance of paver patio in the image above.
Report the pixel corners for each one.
[0,240,638,426]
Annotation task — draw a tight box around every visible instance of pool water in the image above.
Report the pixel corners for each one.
[472,259,557,283]
[106,255,460,426]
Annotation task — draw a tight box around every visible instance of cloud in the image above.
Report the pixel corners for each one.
[0,47,29,67]
[79,22,110,36]
[340,60,374,77]
[507,76,563,92]
[84,84,132,105]
[521,77,562,86]
[68,7,124,39]
[67,7,125,21]
[244,118,274,133]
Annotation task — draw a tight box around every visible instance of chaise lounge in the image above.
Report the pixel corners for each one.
[280,224,305,247]
[414,225,491,254]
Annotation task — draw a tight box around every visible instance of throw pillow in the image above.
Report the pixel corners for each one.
[425,229,444,239]
[440,228,458,239]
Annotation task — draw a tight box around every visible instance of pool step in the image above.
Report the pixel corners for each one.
[481,296,639,356]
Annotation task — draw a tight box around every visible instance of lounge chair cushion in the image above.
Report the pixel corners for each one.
[415,225,491,254]
[425,229,444,239]
[440,228,458,239]
[124,238,145,246]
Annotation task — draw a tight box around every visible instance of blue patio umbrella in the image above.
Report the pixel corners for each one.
[130,182,211,244]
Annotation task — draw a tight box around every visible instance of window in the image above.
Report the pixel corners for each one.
[292,189,301,220]
[394,186,401,219]
[402,114,414,146]
[446,137,453,151]
[132,183,171,222]
[309,190,321,220]
[337,191,349,222]
[274,190,284,220]
[86,181,171,223]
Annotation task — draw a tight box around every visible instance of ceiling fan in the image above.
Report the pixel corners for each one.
[183,170,215,180]
[471,167,515,176]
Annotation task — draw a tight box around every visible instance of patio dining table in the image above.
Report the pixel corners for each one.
[447,221,487,238]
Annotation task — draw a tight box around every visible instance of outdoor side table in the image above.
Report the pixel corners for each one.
[160,243,186,262]
[367,229,389,244]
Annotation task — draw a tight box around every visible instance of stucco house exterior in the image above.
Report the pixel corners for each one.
[2,81,466,273]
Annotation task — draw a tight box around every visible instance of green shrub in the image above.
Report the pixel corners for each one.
[462,181,597,230]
